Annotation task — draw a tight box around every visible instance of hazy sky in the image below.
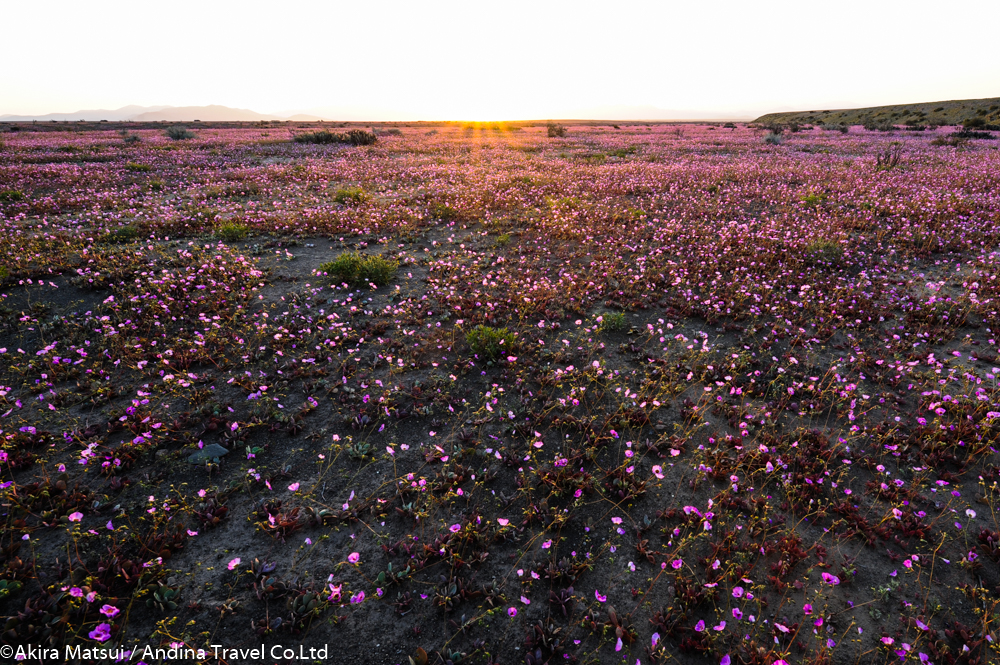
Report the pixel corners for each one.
[4,0,999,120]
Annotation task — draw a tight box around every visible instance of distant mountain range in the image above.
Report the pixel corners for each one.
[1,103,754,123]
[0,104,328,122]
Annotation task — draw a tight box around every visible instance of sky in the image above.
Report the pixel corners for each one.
[3,0,999,120]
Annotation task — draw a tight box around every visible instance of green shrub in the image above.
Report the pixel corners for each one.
[103,225,140,244]
[294,130,377,146]
[118,129,141,144]
[599,311,627,333]
[547,124,567,138]
[763,132,784,145]
[805,238,843,264]
[332,186,368,205]
[319,251,398,287]
[0,189,25,203]
[126,162,152,172]
[165,126,196,140]
[0,265,9,281]
[216,222,249,242]
[863,120,895,132]
[466,325,516,360]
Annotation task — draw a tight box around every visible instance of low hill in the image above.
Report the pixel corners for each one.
[754,97,1000,127]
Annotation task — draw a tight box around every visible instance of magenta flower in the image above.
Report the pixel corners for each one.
[89,623,112,642]
[100,604,119,618]
[694,620,705,632]
[449,524,461,533]
[227,557,241,570]
[508,607,517,617]
[68,512,83,522]
[595,590,607,602]
[350,591,365,604]
[821,572,840,585]
[347,552,360,564]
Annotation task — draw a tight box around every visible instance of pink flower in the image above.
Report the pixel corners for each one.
[89,623,112,642]
[347,552,360,564]
[652,465,664,479]
[821,572,840,585]
[227,557,241,570]
[732,608,743,619]
[497,518,509,526]
[694,620,705,632]
[713,621,726,631]
[287,482,300,492]
[100,604,119,618]
[520,595,531,605]
[541,539,552,549]
[595,590,607,602]
[68,511,83,522]
[449,524,461,533]
[803,603,812,615]
[69,587,83,598]
[721,657,731,665]
[508,607,517,617]
[328,584,342,602]
[732,586,744,598]
[671,559,683,569]
[615,637,623,652]
[350,591,365,604]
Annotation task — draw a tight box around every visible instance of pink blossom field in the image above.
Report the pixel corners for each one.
[0,121,998,665]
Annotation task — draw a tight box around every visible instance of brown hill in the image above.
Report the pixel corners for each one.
[754,97,1000,127]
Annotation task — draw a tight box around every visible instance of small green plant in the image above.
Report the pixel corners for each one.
[599,311,627,333]
[165,126,196,140]
[150,179,165,191]
[319,251,398,287]
[103,225,141,244]
[763,132,784,145]
[146,581,181,613]
[0,189,25,202]
[804,238,843,264]
[495,233,511,246]
[216,221,249,242]
[0,265,9,281]
[466,325,516,360]
[547,124,567,138]
[332,186,368,205]
[126,162,151,172]
[0,579,22,600]
[801,191,825,206]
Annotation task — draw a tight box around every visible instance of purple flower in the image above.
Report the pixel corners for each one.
[350,591,365,604]
[100,604,119,618]
[89,623,112,642]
